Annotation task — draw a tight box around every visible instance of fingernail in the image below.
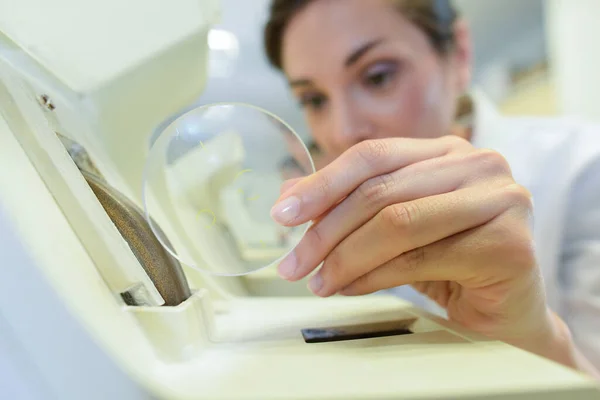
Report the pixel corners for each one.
[278,251,297,280]
[271,196,301,225]
[308,273,324,295]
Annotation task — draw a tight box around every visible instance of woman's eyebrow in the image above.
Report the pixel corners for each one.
[290,78,313,87]
[345,38,385,67]
[288,38,385,87]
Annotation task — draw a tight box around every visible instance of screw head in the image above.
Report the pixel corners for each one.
[38,94,55,111]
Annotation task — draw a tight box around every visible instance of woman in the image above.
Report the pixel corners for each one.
[264,0,600,377]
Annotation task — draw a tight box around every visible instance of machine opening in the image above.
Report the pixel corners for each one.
[301,319,416,343]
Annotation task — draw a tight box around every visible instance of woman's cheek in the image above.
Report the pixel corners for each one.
[406,71,454,139]
[380,80,433,139]
[424,71,445,110]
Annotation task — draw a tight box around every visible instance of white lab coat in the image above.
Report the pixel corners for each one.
[390,90,600,369]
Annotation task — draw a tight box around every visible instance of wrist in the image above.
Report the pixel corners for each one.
[546,310,600,379]
[507,308,600,379]
[503,308,563,362]
[540,309,577,368]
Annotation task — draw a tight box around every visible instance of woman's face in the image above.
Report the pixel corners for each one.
[282,0,472,159]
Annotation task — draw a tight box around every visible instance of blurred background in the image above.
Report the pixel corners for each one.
[193,0,598,141]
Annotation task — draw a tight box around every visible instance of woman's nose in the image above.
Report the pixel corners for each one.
[329,100,373,152]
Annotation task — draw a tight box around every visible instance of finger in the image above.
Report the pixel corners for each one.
[339,188,534,296]
[307,183,529,297]
[280,178,303,196]
[411,282,428,294]
[409,281,455,309]
[270,136,471,226]
[277,150,512,281]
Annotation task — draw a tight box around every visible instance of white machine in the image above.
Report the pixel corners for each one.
[0,1,599,399]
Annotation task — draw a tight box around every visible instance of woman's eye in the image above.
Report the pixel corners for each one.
[367,72,390,86]
[363,63,398,90]
[299,93,327,111]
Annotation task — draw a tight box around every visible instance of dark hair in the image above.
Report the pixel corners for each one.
[264,0,459,70]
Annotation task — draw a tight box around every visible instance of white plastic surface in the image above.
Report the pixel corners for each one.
[0,0,220,208]
[0,61,164,304]
[0,203,150,400]
[0,0,219,93]
[0,0,247,297]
